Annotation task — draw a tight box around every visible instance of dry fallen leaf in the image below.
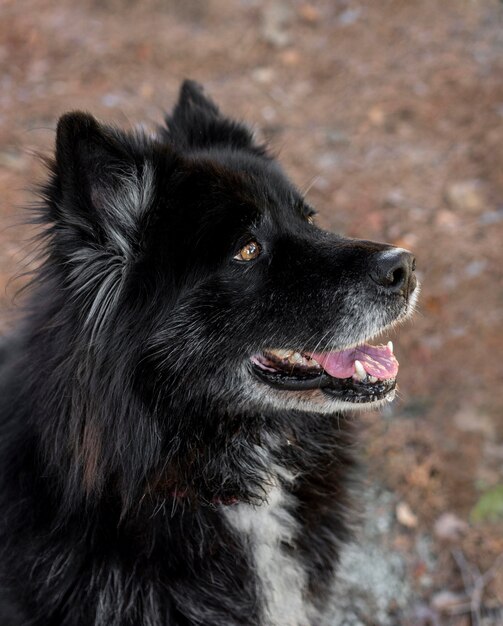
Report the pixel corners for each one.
[396,501,418,528]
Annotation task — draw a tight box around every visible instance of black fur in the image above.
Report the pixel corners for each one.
[0,81,416,625]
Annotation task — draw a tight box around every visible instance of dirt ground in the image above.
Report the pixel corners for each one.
[1,0,502,624]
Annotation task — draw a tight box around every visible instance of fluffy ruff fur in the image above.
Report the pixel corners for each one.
[0,81,417,626]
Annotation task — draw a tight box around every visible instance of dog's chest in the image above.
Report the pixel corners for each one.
[224,485,312,626]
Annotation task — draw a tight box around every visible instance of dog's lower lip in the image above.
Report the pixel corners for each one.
[250,358,397,402]
[321,379,397,403]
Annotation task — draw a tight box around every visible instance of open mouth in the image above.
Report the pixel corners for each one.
[250,341,398,404]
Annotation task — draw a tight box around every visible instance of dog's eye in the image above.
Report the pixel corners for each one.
[306,215,315,225]
[234,241,261,262]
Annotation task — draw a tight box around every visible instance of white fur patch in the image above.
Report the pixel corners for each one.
[224,482,312,626]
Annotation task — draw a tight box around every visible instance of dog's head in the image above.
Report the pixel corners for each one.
[51,80,418,421]
[39,81,418,503]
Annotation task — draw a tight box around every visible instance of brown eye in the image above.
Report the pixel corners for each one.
[234,241,261,262]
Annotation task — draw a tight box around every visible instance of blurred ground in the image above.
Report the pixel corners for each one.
[0,0,502,624]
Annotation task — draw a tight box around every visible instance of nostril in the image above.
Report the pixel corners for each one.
[370,248,414,295]
[388,266,405,289]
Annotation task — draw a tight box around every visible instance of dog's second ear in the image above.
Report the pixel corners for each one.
[163,80,268,157]
[50,113,162,337]
[54,112,155,257]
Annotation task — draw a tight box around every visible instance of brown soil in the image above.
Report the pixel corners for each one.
[1,1,502,623]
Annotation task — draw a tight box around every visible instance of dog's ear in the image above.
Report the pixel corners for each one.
[54,111,154,258]
[163,80,268,156]
[51,112,159,337]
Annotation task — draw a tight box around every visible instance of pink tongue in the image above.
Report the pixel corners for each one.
[308,344,398,380]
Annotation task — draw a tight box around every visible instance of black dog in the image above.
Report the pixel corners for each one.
[0,81,418,626]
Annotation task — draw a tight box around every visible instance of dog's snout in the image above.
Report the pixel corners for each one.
[370,248,416,297]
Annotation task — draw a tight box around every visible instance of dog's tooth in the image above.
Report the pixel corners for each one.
[368,375,378,383]
[291,352,303,363]
[387,341,394,353]
[303,354,321,369]
[386,389,396,402]
[354,360,366,381]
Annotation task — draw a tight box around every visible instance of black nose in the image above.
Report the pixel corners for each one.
[370,248,416,297]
